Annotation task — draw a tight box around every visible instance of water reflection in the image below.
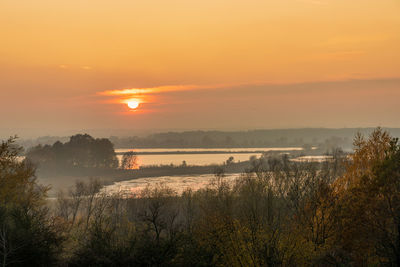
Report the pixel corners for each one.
[117,153,262,167]
[115,147,304,154]
[102,173,242,197]
[115,147,305,167]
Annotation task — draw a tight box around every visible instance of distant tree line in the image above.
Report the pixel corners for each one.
[108,129,358,150]
[18,128,400,152]
[107,128,400,151]
[3,128,400,266]
[26,134,118,169]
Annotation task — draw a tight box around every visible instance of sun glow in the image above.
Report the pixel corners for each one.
[127,100,140,109]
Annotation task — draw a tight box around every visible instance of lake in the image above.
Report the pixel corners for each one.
[104,147,307,197]
[115,147,304,167]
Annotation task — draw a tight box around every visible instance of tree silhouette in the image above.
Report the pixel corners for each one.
[26,134,118,169]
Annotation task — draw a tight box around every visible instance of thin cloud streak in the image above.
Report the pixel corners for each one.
[97,83,236,109]
[98,85,201,96]
[98,84,235,97]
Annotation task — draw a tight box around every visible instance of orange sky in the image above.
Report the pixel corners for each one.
[1,0,399,136]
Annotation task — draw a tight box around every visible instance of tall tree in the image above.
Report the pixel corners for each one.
[0,137,62,266]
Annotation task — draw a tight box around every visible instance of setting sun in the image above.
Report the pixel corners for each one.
[127,100,140,110]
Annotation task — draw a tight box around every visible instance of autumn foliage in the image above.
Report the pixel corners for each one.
[1,128,400,266]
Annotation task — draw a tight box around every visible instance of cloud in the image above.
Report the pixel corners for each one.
[97,84,226,110]
[81,66,92,70]
[98,85,202,96]
[97,84,235,106]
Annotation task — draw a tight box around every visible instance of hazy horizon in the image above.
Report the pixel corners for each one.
[3,126,400,141]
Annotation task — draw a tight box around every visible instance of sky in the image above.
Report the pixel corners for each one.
[0,0,399,137]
